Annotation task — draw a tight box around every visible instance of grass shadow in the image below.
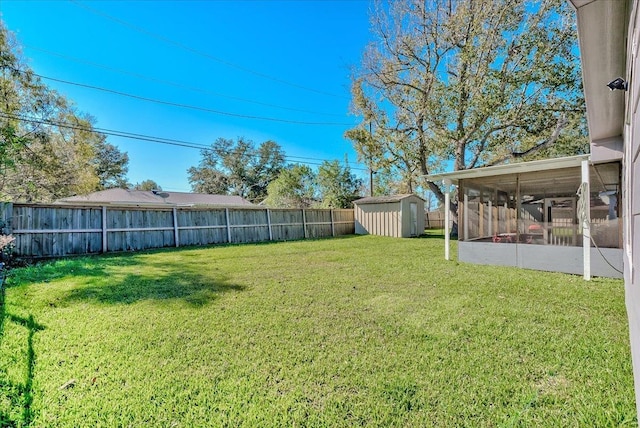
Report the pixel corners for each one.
[0,277,44,427]
[62,273,244,306]
[7,254,141,285]
[7,253,245,307]
[58,257,244,306]
[418,230,458,240]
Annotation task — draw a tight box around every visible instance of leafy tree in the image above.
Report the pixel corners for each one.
[0,21,130,201]
[264,164,316,208]
[92,138,130,189]
[316,160,362,209]
[0,124,27,193]
[13,112,101,201]
[346,0,587,207]
[1,109,102,202]
[133,180,161,191]
[370,165,412,196]
[188,137,285,203]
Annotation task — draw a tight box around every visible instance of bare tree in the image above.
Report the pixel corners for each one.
[346,0,587,210]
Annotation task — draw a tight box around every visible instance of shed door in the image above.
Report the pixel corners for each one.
[410,202,418,237]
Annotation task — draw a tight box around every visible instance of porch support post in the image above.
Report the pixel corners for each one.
[444,179,452,261]
[463,194,469,242]
[488,200,492,237]
[516,175,521,243]
[582,160,591,281]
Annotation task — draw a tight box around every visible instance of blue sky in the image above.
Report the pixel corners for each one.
[0,0,372,192]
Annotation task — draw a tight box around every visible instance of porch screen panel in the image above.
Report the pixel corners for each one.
[465,188,481,240]
[589,162,621,248]
[462,176,517,243]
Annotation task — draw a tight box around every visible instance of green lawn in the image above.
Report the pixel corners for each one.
[0,234,636,427]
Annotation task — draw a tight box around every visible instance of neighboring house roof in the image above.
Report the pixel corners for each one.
[353,194,425,205]
[55,189,253,207]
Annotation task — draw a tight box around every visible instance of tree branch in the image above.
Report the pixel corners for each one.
[483,114,568,167]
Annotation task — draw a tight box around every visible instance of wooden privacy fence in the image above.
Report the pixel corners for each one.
[425,210,446,229]
[0,203,355,258]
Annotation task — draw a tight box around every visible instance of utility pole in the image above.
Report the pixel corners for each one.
[369,122,374,197]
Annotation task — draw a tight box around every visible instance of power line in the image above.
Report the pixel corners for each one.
[70,0,350,100]
[24,44,347,118]
[1,112,368,171]
[17,69,354,126]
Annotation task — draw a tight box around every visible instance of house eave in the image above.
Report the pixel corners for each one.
[569,0,628,144]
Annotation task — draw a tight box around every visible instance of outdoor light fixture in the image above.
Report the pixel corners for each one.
[607,77,628,91]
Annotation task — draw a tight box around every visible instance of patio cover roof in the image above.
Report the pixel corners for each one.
[423,154,591,186]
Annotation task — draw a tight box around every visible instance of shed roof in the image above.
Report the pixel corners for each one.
[353,194,424,205]
[56,189,254,207]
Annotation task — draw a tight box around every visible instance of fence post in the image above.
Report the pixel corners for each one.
[302,209,307,239]
[173,207,180,247]
[102,205,107,253]
[225,208,232,243]
[330,210,335,237]
[266,209,273,241]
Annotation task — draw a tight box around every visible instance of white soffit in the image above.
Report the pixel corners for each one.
[423,154,590,185]
[569,0,628,142]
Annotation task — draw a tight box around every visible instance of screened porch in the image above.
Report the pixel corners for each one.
[460,161,621,250]
[425,155,623,278]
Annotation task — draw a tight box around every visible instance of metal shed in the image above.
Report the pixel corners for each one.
[353,194,425,238]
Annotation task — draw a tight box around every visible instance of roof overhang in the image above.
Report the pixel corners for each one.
[568,0,629,145]
[424,154,591,185]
